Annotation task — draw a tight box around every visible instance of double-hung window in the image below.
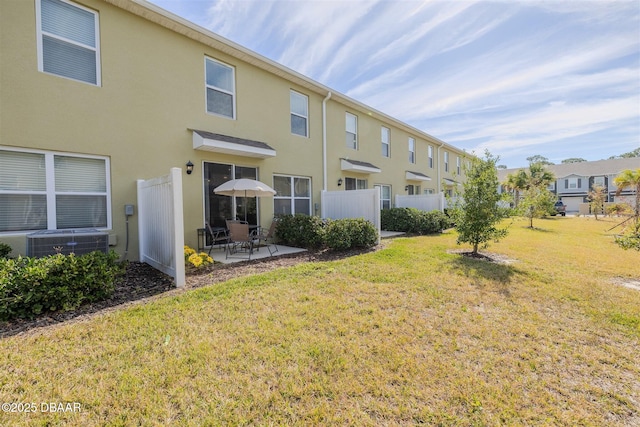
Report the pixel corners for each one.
[381,127,390,157]
[593,176,605,188]
[456,156,461,175]
[0,148,110,232]
[290,90,309,137]
[273,175,311,215]
[444,151,449,172]
[408,137,416,163]
[428,146,433,168]
[346,113,358,150]
[205,57,235,118]
[36,0,101,85]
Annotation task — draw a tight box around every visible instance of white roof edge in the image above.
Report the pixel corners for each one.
[109,0,463,152]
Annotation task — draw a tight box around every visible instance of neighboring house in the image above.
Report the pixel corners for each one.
[0,0,468,258]
[498,158,640,213]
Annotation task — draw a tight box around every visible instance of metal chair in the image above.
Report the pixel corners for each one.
[206,222,228,255]
[225,220,258,260]
[256,219,279,256]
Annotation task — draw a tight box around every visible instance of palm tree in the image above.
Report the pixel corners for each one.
[614,168,640,217]
[503,163,555,209]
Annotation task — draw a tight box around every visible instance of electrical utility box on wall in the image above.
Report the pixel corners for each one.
[26,229,109,257]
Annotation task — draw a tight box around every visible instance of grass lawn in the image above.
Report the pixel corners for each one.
[1,216,638,426]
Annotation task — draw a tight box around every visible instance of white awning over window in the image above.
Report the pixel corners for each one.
[340,159,381,174]
[192,130,276,159]
[406,171,431,181]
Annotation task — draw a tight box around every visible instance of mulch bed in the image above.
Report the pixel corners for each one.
[0,245,383,339]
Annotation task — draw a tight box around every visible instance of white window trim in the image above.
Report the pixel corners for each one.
[444,151,449,172]
[346,112,358,150]
[428,145,433,168]
[381,127,390,157]
[593,176,605,187]
[408,137,416,164]
[0,146,111,235]
[35,0,101,86]
[456,156,461,175]
[568,178,578,189]
[290,90,309,138]
[205,57,236,119]
[273,174,312,215]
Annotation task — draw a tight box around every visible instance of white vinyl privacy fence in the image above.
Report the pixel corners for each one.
[395,193,445,212]
[321,189,381,243]
[137,167,185,287]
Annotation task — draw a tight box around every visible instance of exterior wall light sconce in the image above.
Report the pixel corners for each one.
[405,185,409,191]
[337,178,343,187]
[186,161,194,175]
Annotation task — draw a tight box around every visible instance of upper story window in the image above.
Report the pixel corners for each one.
[205,57,235,119]
[456,156,461,175]
[36,0,101,85]
[444,151,449,172]
[593,176,605,188]
[566,177,581,189]
[0,148,110,232]
[408,137,416,163]
[428,145,433,168]
[290,90,308,137]
[346,113,358,150]
[381,127,390,157]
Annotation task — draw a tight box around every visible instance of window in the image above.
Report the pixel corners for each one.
[205,57,235,118]
[593,176,605,188]
[273,175,311,215]
[566,178,581,189]
[346,113,358,149]
[408,137,416,163]
[345,177,366,190]
[456,156,461,175]
[444,151,449,172]
[0,148,110,232]
[428,146,433,168]
[375,185,391,209]
[36,0,100,85]
[381,127,390,157]
[424,188,435,195]
[290,90,308,137]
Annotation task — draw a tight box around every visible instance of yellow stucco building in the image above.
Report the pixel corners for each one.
[0,0,469,258]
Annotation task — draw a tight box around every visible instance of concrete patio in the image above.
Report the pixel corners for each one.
[207,243,306,264]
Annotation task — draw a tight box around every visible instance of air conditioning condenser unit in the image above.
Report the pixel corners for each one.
[26,229,109,257]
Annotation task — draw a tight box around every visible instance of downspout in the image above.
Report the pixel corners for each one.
[322,91,332,193]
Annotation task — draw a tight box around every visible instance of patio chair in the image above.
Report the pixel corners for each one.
[225,221,258,260]
[256,219,279,256]
[206,222,229,255]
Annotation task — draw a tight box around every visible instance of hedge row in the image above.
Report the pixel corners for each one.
[381,207,453,234]
[275,215,378,251]
[0,251,124,321]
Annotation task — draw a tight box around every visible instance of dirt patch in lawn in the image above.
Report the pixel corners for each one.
[447,249,518,264]
[611,277,640,291]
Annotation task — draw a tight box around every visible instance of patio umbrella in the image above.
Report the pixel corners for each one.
[213,178,276,222]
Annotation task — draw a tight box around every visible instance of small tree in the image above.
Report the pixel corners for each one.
[450,151,510,255]
[519,186,556,228]
[587,185,606,220]
[613,168,640,251]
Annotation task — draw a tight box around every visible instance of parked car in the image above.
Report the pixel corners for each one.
[552,201,566,216]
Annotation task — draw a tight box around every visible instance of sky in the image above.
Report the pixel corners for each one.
[148,0,640,168]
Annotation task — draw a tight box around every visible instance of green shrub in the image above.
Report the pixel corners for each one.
[326,218,378,251]
[0,251,124,321]
[381,208,451,234]
[275,214,327,250]
[0,242,11,259]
